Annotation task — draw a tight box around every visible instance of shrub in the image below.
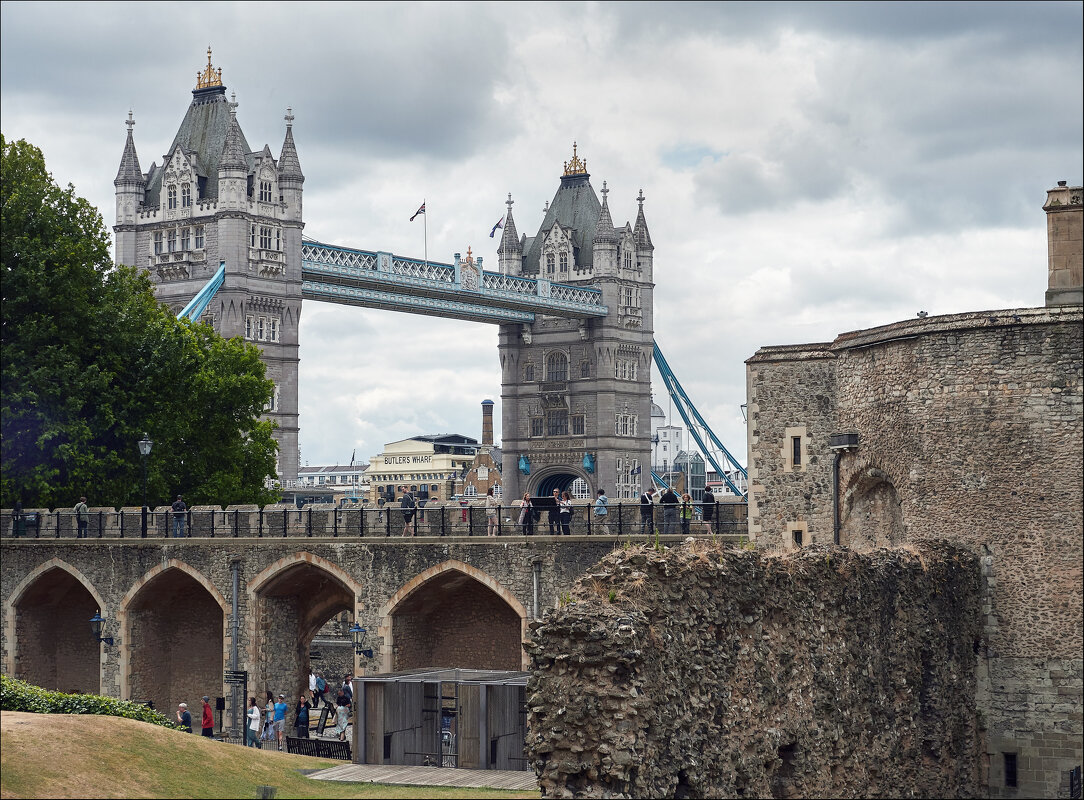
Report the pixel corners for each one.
[0,674,179,729]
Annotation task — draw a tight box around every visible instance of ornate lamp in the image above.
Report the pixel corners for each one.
[349,623,373,659]
[89,611,114,646]
[138,433,153,537]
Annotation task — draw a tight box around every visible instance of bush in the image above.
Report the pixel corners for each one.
[0,674,179,729]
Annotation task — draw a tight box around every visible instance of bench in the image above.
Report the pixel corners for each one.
[285,736,351,761]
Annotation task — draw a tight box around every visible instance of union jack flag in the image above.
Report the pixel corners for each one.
[410,202,425,222]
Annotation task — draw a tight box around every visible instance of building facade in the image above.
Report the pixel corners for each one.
[113,51,303,481]
[497,146,655,502]
[366,435,479,503]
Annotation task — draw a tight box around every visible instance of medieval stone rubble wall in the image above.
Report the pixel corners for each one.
[526,539,982,799]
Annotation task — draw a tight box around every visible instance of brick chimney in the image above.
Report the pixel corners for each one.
[481,399,494,448]
[1043,180,1083,307]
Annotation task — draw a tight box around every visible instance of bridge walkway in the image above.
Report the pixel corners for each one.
[307,762,537,791]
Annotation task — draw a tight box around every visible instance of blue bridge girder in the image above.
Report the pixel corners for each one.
[300,240,609,324]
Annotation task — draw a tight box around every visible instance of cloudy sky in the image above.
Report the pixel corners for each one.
[2,1,1081,470]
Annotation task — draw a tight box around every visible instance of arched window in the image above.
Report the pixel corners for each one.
[181,184,192,208]
[546,351,568,382]
[624,251,632,269]
[524,364,534,382]
[559,252,568,271]
[180,227,190,250]
[167,185,177,210]
[546,253,555,274]
[259,180,272,203]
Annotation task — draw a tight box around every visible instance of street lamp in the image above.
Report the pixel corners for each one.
[349,623,373,659]
[89,610,114,646]
[138,433,153,537]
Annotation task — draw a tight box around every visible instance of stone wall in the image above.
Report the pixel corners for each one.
[525,540,983,799]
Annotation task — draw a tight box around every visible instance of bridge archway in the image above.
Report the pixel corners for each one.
[248,553,360,699]
[5,560,105,694]
[119,561,227,714]
[840,467,906,549]
[379,560,527,672]
[535,470,587,499]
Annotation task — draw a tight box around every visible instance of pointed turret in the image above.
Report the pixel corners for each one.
[220,101,248,172]
[633,188,653,251]
[217,93,248,210]
[498,193,523,274]
[594,181,618,243]
[279,107,304,222]
[114,111,144,188]
[593,181,619,277]
[114,111,144,266]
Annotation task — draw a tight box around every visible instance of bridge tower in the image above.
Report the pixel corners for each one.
[112,51,303,481]
[498,145,654,501]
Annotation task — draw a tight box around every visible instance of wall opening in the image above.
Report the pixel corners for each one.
[14,567,100,694]
[126,567,222,713]
[840,469,905,549]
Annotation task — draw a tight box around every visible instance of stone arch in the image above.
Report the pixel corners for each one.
[248,553,361,700]
[840,467,906,550]
[533,466,590,500]
[119,560,227,714]
[378,560,528,672]
[5,560,107,693]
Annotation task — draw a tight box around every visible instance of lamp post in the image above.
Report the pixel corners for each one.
[138,433,153,537]
[349,622,373,659]
[89,610,114,646]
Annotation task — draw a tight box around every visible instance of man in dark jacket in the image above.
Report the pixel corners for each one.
[659,487,680,535]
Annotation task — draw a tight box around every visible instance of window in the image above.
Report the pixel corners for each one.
[581,361,590,378]
[792,529,804,547]
[181,184,191,208]
[530,417,544,437]
[524,364,534,382]
[624,251,632,269]
[792,436,802,467]
[615,414,637,436]
[260,226,272,249]
[1003,753,1017,788]
[269,318,279,342]
[275,228,281,251]
[167,185,177,209]
[546,410,568,436]
[559,252,568,271]
[180,227,190,250]
[256,317,265,340]
[464,485,477,497]
[260,180,272,203]
[250,225,257,248]
[245,316,253,339]
[167,229,176,252]
[493,484,503,499]
[571,415,585,436]
[570,478,589,499]
[153,231,163,255]
[546,351,568,382]
[268,385,279,413]
[546,253,555,274]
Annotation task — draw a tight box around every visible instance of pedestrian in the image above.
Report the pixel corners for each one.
[74,496,89,538]
[333,698,350,742]
[262,691,275,743]
[13,500,24,538]
[171,495,187,538]
[639,488,654,535]
[559,491,573,535]
[246,697,262,748]
[400,486,416,536]
[342,674,353,705]
[274,693,288,750]
[485,487,498,536]
[315,672,327,708]
[680,493,693,535]
[547,488,561,535]
[176,702,192,733]
[308,668,317,702]
[659,486,680,535]
[518,492,534,536]
[701,488,717,533]
[200,695,214,737]
[593,488,609,535]
[294,691,312,738]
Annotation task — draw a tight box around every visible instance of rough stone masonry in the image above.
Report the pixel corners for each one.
[525,539,982,799]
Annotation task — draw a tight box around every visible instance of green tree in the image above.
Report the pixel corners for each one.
[1,135,280,509]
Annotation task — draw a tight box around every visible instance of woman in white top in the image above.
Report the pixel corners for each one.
[559,491,573,536]
[485,487,499,536]
[246,697,261,748]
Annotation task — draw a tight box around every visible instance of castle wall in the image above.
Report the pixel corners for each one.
[746,305,1084,797]
[525,540,983,798]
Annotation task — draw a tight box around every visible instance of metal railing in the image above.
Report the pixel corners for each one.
[1,503,747,540]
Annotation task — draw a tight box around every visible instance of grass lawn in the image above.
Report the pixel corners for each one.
[0,712,537,799]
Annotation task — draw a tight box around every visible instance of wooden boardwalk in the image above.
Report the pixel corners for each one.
[308,762,539,791]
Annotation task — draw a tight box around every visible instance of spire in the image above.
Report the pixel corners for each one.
[498,193,521,255]
[195,46,223,90]
[278,106,304,181]
[633,188,653,250]
[219,93,247,172]
[115,111,144,186]
[594,180,617,243]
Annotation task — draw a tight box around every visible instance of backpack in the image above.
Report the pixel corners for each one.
[316,676,326,692]
[401,494,415,509]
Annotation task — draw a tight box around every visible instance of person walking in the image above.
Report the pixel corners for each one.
[273,693,288,750]
[518,493,534,536]
[639,488,654,535]
[559,491,573,535]
[342,675,353,705]
[659,486,680,535]
[547,488,561,535]
[246,697,262,748]
[74,496,89,538]
[294,691,312,738]
[308,669,317,703]
[701,489,717,533]
[171,495,187,538]
[314,672,327,708]
[200,695,215,738]
[333,698,350,742]
[400,486,416,536]
[485,487,499,536]
[176,702,192,733]
[680,493,693,535]
[593,489,609,535]
[262,691,275,744]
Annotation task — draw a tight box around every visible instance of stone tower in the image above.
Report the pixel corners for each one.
[1043,180,1083,307]
[113,50,303,482]
[498,145,654,501]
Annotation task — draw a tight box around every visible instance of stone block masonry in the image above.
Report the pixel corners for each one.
[525,540,983,799]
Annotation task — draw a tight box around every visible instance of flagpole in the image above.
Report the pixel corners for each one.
[423,198,428,268]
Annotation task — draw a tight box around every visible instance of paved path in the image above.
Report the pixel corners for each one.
[308,762,538,791]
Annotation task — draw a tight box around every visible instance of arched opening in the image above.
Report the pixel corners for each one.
[125,567,223,714]
[388,569,523,671]
[13,567,101,693]
[252,561,354,700]
[840,468,906,549]
[536,472,581,499]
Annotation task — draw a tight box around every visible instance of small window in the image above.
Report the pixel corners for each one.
[546,253,555,274]
[792,529,803,547]
[167,230,176,252]
[275,228,281,251]
[181,184,191,208]
[180,227,190,251]
[571,415,585,436]
[260,180,272,203]
[792,436,802,467]
[624,251,632,269]
[245,316,253,339]
[546,352,568,382]
[167,185,177,210]
[256,318,265,340]
[1003,753,1017,788]
[524,364,534,382]
[581,361,590,378]
[530,417,543,438]
[546,410,568,437]
[194,226,204,249]
[559,252,568,271]
[269,318,279,342]
[153,232,163,255]
[250,225,257,248]
[260,226,272,249]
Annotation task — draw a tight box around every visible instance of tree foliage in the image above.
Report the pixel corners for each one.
[1,135,280,509]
